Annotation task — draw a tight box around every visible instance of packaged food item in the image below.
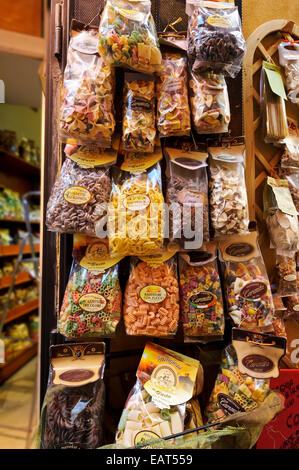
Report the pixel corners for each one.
[278,166,299,212]
[263,177,299,254]
[115,342,201,447]
[158,29,187,52]
[179,244,225,342]
[275,253,297,297]
[28,315,39,341]
[260,61,288,143]
[98,0,162,74]
[58,237,122,339]
[278,41,299,104]
[0,228,12,246]
[284,294,299,320]
[189,72,230,134]
[187,1,246,78]
[272,297,287,337]
[46,158,111,237]
[208,137,249,236]
[205,345,270,423]
[156,53,191,137]
[108,163,164,256]
[59,21,115,146]
[219,232,274,331]
[39,343,105,449]
[123,74,156,153]
[0,188,24,220]
[7,322,30,339]
[166,142,208,248]
[123,246,179,337]
[0,130,18,155]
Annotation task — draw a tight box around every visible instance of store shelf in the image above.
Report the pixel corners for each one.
[0,243,40,257]
[0,343,38,385]
[0,272,32,290]
[0,149,40,177]
[2,298,38,325]
[0,218,40,224]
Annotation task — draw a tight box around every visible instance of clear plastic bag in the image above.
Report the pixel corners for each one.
[275,253,297,297]
[98,0,162,74]
[186,1,246,78]
[179,245,225,342]
[278,41,299,104]
[39,343,105,449]
[281,136,299,169]
[123,254,179,337]
[46,159,111,237]
[189,72,230,134]
[208,137,249,236]
[279,166,299,212]
[156,53,191,137]
[108,163,165,256]
[123,74,156,153]
[59,21,115,146]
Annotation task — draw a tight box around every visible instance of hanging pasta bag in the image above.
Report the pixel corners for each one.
[278,41,299,104]
[58,237,123,339]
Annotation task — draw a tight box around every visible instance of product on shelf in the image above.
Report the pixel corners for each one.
[115,343,201,447]
[0,188,24,220]
[98,0,162,74]
[219,232,274,331]
[179,244,224,342]
[0,229,12,246]
[272,297,287,338]
[59,237,122,339]
[280,134,299,169]
[208,137,249,236]
[189,72,230,134]
[275,253,297,297]
[122,75,156,153]
[40,343,105,449]
[59,21,115,146]
[46,158,111,237]
[278,166,299,212]
[156,53,191,137]
[18,137,40,167]
[186,0,246,78]
[28,315,39,341]
[283,294,299,320]
[278,41,299,105]
[0,130,19,155]
[123,248,179,337]
[108,163,164,256]
[264,177,299,254]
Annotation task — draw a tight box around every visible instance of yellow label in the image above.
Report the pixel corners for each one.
[121,146,162,174]
[69,147,116,168]
[64,186,91,205]
[134,430,160,446]
[79,241,123,272]
[118,8,145,22]
[124,194,150,211]
[139,243,179,267]
[79,293,106,312]
[140,285,167,304]
[207,15,232,28]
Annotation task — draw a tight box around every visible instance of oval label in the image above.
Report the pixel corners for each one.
[188,291,216,309]
[79,293,106,312]
[217,393,245,415]
[283,274,296,282]
[207,15,232,28]
[188,251,213,263]
[242,354,274,373]
[293,304,299,312]
[134,430,160,446]
[151,364,177,388]
[225,243,254,258]
[124,194,150,211]
[59,369,94,383]
[64,186,91,205]
[140,285,167,304]
[85,242,108,260]
[240,281,268,300]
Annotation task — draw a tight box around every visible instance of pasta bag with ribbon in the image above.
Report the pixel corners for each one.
[218,232,274,332]
[59,20,115,146]
[98,0,162,74]
[108,162,165,256]
[115,342,202,448]
[179,244,225,342]
[123,245,180,337]
[39,343,105,449]
[58,237,123,339]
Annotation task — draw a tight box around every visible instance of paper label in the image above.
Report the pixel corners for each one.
[239,281,268,301]
[79,241,122,272]
[263,61,287,100]
[64,186,92,205]
[68,146,117,168]
[121,145,162,174]
[79,293,107,312]
[124,194,150,211]
[140,285,167,304]
[134,430,160,446]
[217,393,245,415]
[119,8,145,22]
[139,243,179,266]
[207,15,232,28]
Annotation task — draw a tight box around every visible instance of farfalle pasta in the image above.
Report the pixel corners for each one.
[59,21,115,146]
[123,76,156,153]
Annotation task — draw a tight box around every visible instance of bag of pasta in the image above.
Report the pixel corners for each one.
[278,41,299,104]
[124,245,179,337]
[59,20,115,146]
[39,343,105,449]
[108,163,165,256]
[115,342,202,447]
[165,141,208,248]
[123,73,156,153]
[58,237,122,339]
[275,253,297,297]
[208,137,249,236]
[278,166,299,212]
[98,0,161,74]
[156,53,191,137]
[189,72,230,134]
[179,244,225,342]
[46,158,111,237]
[218,232,274,332]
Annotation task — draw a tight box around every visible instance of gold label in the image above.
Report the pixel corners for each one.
[79,293,106,312]
[140,285,167,304]
[134,430,160,446]
[79,241,122,272]
[207,15,232,28]
[119,8,144,22]
[64,186,91,205]
[124,194,150,211]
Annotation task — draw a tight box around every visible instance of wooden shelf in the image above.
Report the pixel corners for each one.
[0,343,38,384]
[0,243,40,257]
[0,218,40,224]
[2,298,38,325]
[0,272,32,290]
[0,149,40,178]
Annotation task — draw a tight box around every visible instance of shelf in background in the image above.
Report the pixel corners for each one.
[0,149,40,178]
[0,243,40,257]
[0,272,32,290]
[0,343,38,384]
[0,218,40,225]
[2,298,38,325]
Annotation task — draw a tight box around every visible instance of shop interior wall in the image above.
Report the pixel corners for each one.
[0,0,42,37]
